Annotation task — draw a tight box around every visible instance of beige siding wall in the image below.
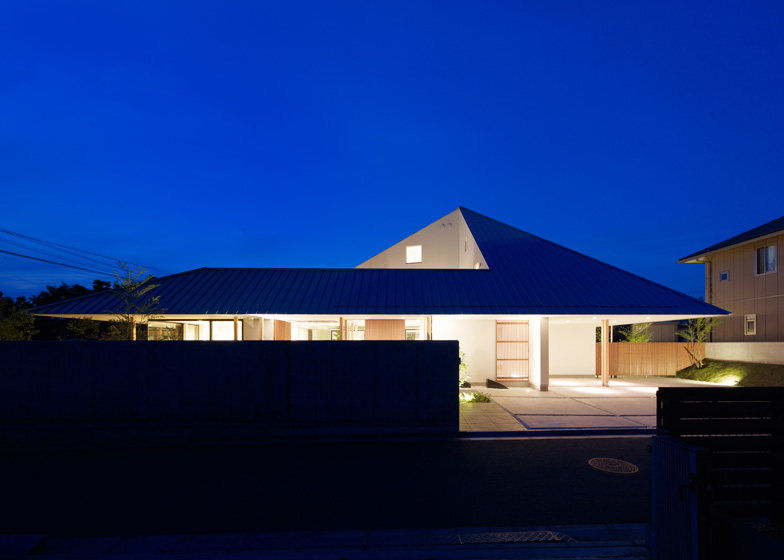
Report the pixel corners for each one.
[708,232,784,342]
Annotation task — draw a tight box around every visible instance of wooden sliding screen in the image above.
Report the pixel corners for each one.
[496,321,529,381]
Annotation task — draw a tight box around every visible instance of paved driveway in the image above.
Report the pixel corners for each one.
[466,376,715,432]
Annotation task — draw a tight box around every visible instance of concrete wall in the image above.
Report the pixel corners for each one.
[549,323,595,375]
[0,341,458,435]
[431,317,495,383]
[706,342,784,365]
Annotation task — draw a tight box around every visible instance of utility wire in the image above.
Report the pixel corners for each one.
[0,249,116,276]
[0,227,169,274]
[0,236,118,272]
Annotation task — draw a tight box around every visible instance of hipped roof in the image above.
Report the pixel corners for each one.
[33,208,727,317]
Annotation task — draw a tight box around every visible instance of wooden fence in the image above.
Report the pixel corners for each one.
[595,342,703,376]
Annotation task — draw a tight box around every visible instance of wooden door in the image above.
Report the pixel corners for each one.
[273,320,291,340]
[496,321,529,381]
[365,319,405,340]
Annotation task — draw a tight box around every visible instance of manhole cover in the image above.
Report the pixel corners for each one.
[588,457,639,474]
[459,531,574,544]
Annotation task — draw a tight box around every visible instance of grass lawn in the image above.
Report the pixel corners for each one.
[677,359,784,386]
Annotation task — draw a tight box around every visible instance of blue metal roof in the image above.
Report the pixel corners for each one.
[32,209,727,317]
[679,215,784,262]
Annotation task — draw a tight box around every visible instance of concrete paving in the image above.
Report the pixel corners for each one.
[462,376,715,432]
[459,401,526,431]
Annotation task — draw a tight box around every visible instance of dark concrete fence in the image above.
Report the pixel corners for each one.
[0,341,458,438]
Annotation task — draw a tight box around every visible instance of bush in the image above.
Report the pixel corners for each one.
[676,359,784,387]
[459,392,492,403]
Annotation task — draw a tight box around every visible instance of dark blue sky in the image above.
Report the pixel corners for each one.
[1,1,782,298]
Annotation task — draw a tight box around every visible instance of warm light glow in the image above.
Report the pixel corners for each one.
[406,245,422,264]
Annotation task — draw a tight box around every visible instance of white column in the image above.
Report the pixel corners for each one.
[261,318,274,340]
[529,317,550,392]
[601,319,610,387]
[539,317,549,391]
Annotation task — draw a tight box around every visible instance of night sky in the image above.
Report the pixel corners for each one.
[1,1,782,299]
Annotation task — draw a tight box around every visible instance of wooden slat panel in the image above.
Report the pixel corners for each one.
[364,319,405,340]
[496,341,529,360]
[595,342,705,376]
[496,322,528,341]
[496,321,529,381]
[497,360,528,379]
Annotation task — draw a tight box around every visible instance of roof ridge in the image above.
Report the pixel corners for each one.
[460,207,718,311]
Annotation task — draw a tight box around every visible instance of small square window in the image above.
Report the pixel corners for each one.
[745,314,757,336]
[756,245,776,275]
[405,245,422,264]
[719,270,729,282]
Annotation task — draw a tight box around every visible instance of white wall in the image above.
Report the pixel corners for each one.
[431,317,495,383]
[262,318,274,340]
[549,323,596,375]
[243,318,261,341]
[356,209,487,270]
[706,342,784,365]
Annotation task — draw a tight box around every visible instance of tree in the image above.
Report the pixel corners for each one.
[30,282,92,307]
[107,262,165,340]
[619,322,653,343]
[0,292,37,340]
[677,318,721,369]
[28,280,113,340]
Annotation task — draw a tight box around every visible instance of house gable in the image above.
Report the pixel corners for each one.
[356,209,487,270]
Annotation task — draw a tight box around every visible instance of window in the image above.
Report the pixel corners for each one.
[745,314,757,336]
[406,245,422,264]
[211,320,242,341]
[756,245,776,275]
[719,270,729,282]
[464,238,468,252]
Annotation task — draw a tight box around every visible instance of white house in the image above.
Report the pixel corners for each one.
[33,207,727,390]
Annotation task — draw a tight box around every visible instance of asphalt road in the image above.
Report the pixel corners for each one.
[0,436,651,536]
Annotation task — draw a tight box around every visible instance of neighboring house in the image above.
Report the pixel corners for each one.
[679,216,784,342]
[33,207,725,390]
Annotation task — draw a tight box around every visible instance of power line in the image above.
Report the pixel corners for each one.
[0,227,169,274]
[0,235,118,272]
[0,249,115,276]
